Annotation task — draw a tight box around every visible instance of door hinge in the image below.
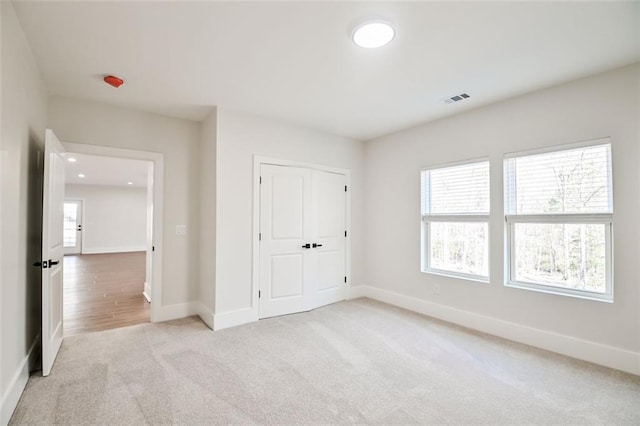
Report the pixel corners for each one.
[152,246,155,252]
[259,233,262,241]
[258,290,261,298]
[259,176,262,184]
[344,230,347,237]
[344,276,347,283]
[345,185,347,192]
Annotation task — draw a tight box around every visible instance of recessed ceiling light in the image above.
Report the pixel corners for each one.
[67,157,77,163]
[352,21,395,48]
[78,173,85,178]
[127,182,133,185]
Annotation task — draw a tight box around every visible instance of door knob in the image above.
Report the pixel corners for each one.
[49,259,60,266]
[312,243,323,248]
[301,243,311,249]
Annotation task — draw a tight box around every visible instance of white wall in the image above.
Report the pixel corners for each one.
[214,109,365,321]
[364,64,640,371]
[47,97,201,309]
[65,184,147,254]
[197,109,216,328]
[0,1,48,423]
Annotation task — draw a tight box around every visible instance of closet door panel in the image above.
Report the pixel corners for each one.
[311,170,346,307]
[259,165,313,319]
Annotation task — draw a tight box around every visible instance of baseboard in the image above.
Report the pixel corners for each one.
[211,287,364,331]
[213,307,257,331]
[360,286,640,376]
[1,334,40,425]
[346,285,367,299]
[82,246,146,255]
[153,302,217,330]
[143,281,151,303]
[194,302,214,330]
[212,287,365,331]
[153,302,198,323]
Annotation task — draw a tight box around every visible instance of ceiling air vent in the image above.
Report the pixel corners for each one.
[443,92,470,104]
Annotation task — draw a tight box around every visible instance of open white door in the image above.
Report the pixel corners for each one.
[42,129,65,376]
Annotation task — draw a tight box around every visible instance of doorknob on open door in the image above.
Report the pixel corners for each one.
[301,243,311,249]
[312,243,323,248]
[49,259,60,266]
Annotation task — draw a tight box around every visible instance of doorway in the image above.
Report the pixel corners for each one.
[62,152,153,335]
[63,142,164,322]
[41,131,164,375]
[255,158,351,319]
[60,141,164,326]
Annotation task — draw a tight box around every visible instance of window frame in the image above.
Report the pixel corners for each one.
[503,138,614,302]
[420,158,491,283]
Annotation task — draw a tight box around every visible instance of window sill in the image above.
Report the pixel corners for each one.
[505,280,613,303]
[422,268,489,284]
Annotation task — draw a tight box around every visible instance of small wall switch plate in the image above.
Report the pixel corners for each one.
[176,225,187,235]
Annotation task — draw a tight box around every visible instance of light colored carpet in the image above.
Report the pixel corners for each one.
[10,298,640,425]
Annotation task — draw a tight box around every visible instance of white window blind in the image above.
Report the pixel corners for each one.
[421,160,490,281]
[504,140,613,302]
[422,161,490,216]
[505,144,612,216]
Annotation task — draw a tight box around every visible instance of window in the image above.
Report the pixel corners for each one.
[421,160,490,281]
[504,140,613,301]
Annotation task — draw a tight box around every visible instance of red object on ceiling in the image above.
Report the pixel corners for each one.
[104,75,124,88]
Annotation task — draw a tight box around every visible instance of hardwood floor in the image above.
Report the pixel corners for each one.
[63,252,149,336]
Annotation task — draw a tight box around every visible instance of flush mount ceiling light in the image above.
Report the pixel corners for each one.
[78,173,85,178]
[127,181,133,185]
[67,157,77,163]
[352,20,395,48]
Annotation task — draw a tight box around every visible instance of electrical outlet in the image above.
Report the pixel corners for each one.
[432,283,441,295]
[175,225,187,235]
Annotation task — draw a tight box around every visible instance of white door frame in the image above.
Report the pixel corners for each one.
[62,142,164,323]
[252,156,351,320]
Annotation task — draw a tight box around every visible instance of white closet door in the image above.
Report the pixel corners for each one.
[309,170,346,308]
[259,165,347,319]
[259,165,313,319]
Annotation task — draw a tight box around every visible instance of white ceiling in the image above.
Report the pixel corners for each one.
[13,1,640,140]
[65,153,149,188]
